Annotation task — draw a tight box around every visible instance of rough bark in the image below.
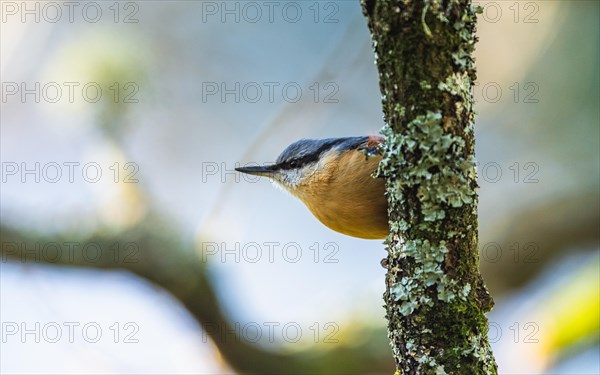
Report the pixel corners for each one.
[361,1,497,373]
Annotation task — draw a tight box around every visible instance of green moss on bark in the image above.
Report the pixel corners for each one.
[361,0,497,373]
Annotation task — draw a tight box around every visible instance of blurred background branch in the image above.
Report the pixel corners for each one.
[1,219,394,374]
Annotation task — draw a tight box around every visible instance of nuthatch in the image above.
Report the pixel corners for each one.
[236,136,388,239]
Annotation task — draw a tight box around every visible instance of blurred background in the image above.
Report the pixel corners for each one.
[1,1,598,374]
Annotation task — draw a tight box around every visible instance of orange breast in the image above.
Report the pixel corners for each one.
[296,149,389,239]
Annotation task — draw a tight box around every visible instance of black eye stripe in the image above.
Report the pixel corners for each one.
[281,156,312,170]
[277,137,370,170]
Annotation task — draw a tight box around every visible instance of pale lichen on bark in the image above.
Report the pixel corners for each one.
[361,0,497,373]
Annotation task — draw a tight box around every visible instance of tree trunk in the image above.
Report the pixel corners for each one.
[361,1,497,373]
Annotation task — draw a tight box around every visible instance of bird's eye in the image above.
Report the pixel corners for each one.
[288,160,299,168]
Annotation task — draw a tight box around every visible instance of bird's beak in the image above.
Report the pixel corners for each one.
[235,165,277,178]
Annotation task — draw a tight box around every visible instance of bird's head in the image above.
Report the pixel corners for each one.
[235,137,370,195]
